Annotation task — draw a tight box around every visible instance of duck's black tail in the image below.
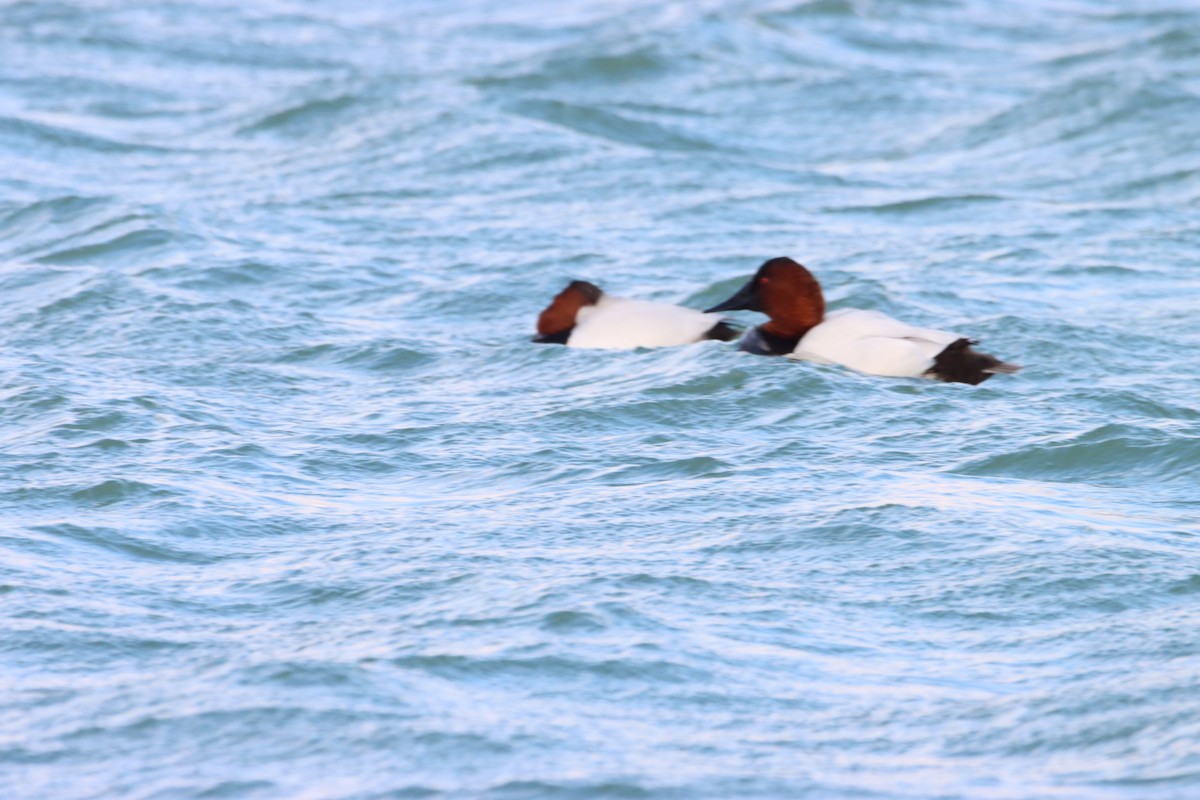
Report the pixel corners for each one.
[926,338,1021,385]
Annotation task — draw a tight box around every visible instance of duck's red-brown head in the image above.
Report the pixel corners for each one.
[705,257,825,339]
[533,280,603,344]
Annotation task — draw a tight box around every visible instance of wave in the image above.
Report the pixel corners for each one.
[953,422,1200,487]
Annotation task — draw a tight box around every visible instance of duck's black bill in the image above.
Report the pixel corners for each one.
[705,278,760,313]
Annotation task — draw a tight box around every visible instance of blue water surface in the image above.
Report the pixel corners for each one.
[3,0,1200,798]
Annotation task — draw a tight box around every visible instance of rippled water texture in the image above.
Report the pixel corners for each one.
[3,0,1200,797]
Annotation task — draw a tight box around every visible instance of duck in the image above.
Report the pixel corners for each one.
[705,257,1021,384]
[534,280,740,349]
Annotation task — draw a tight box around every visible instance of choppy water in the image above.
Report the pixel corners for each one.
[3,0,1200,797]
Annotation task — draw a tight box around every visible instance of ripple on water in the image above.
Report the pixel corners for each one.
[236,94,367,139]
[28,523,219,565]
[273,342,434,373]
[509,99,718,153]
[953,422,1200,487]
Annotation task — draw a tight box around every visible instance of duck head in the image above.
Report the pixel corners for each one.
[533,280,603,344]
[706,257,826,339]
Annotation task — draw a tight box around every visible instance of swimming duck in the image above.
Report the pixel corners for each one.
[706,257,1021,384]
[534,280,740,348]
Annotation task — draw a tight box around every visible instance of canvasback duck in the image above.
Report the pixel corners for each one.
[706,257,1021,384]
[534,280,740,349]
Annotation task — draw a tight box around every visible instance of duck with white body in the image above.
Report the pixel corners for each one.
[707,257,1020,385]
[534,280,739,349]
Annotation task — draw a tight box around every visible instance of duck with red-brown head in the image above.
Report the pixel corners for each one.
[707,257,1021,384]
[534,280,604,344]
[706,257,825,355]
[533,279,740,349]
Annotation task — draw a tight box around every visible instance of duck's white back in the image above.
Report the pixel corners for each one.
[569,296,722,349]
[790,309,960,377]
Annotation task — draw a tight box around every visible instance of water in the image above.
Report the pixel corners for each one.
[3,0,1199,797]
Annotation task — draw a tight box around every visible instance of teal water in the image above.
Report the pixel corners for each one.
[3,1,1200,798]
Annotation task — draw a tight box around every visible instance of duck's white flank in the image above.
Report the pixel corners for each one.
[569,296,725,349]
[789,308,961,377]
